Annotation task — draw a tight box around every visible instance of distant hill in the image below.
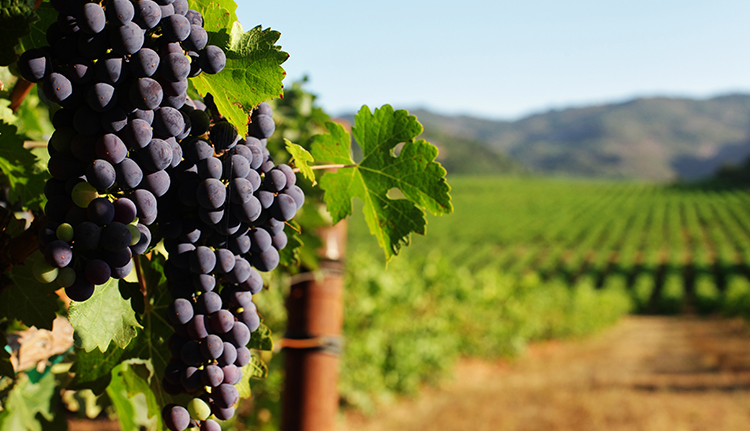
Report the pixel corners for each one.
[408,94,750,181]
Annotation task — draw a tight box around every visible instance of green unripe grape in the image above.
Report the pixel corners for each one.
[127,224,141,246]
[56,223,74,242]
[33,258,59,284]
[71,182,99,208]
[56,267,76,288]
[187,397,211,421]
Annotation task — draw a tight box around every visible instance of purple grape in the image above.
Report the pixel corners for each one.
[84,259,111,285]
[162,404,190,431]
[200,334,224,359]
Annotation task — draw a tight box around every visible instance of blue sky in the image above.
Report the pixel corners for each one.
[236,1,750,120]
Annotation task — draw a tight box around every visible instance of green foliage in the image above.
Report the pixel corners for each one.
[0,0,37,65]
[285,140,315,185]
[68,278,142,353]
[0,372,55,431]
[0,339,12,378]
[1,251,61,330]
[106,360,163,431]
[0,121,48,209]
[311,105,453,260]
[18,2,54,51]
[191,0,287,137]
[69,338,142,394]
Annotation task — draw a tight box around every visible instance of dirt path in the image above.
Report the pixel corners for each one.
[340,316,750,431]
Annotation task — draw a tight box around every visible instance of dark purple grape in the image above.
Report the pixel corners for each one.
[200,334,224,359]
[226,321,250,346]
[246,169,262,191]
[252,247,280,272]
[134,0,161,29]
[226,257,251,284]
[107,0,135,25]
[129,77,163,110]
[180,366,201,392]
[101,222,132,252]
[67,58,94,84]
[111,259,133,279]
[130,223,152,255]
[272,193,297,221]
[159,4,175,19]
[172,0,188,16]
[112,198,137,224]
[45,240,73,268]
[185,9,203,26]
[87,197,115,226]
[221,364,242,385]
[228,232,250,255]
[48,153,83,180]
[183,25,207,51]
[197,157,223,180]
[234,196,262,223]
[140,139,174,172]
[272,231,288,250]
[160,52,190,82]
[224,154,250,179]
[121,118,153,149]
[78,32,109,61]
[18,48,51,82]
[286,185,305,210]
[95,134,127,164]
[214,249,235,274]
[131,189,157,223]
[197,291,222,315]
[161,14,191,42]
[164,360,184,386]
[200,45,226,74]
[210,121,238,151]
[170,241,195,269]
[250,228,272,253]
[213,383,239,408]
[84,259,111,285]
[201,419,221,431]
[193,274,216,292]
[186,314,209,339]
[86,83,117,112]
[255,102,273,117]
[111,22,144,55]
[130,48,160,77]
[257,190,274,210]
[224,289,253,309]
[115,158,143,189]
[229,178,254,204]
[66,277,96,302]
[105,247,132,268]
[209,310,234,334]
[235,346,250,367]
[181,138,213,163]
[250,114,276,139]
[101,107,128,133]
[129,109,154,124]
[153,107,185,138]
[180,340,203,366]
[70,135,98,163]
[201,364,224,388]
[169,298,195,326]
[265,169,287,192]
[168,138,183,167]
[218,342,237,367]
[43,73,74,105]
[189,246,216,274]
[80,3,106,34]
[188,109,209,135]
[74,222,101,250]
[95,54,128,85]
[238,308,261,332]
[196,178,226,210]
[162,404,190,431]
[86,159,117,190]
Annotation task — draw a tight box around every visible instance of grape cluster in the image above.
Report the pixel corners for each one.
[158,103,303,430]
[21,2,303,430]
[23,0,225,301]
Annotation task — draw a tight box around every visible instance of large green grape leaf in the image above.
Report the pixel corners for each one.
[0,251,60,330]
[69,337,141,395]
[192,1,287,137]
[0,0,37,66]
[310,105,453,260]
[0,372,55,431]
[0,121,48,210]
[68,278,142,353]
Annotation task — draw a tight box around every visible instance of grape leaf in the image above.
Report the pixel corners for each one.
[278,219,303,267]
[0,372,55,431]
[0,121,48,210]
[285,139,316,185]
[248,323,273,351]
[106,360,162,431]
[0,0,38,66]
[192,12,288,137]
[19,1,55,51]
[69,338,140,395]
[248,353,268,378]
[0,251,60,330]
[310,105,453,260]
[68,278,142,353]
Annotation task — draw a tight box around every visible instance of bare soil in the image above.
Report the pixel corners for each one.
[340,316,750,431]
